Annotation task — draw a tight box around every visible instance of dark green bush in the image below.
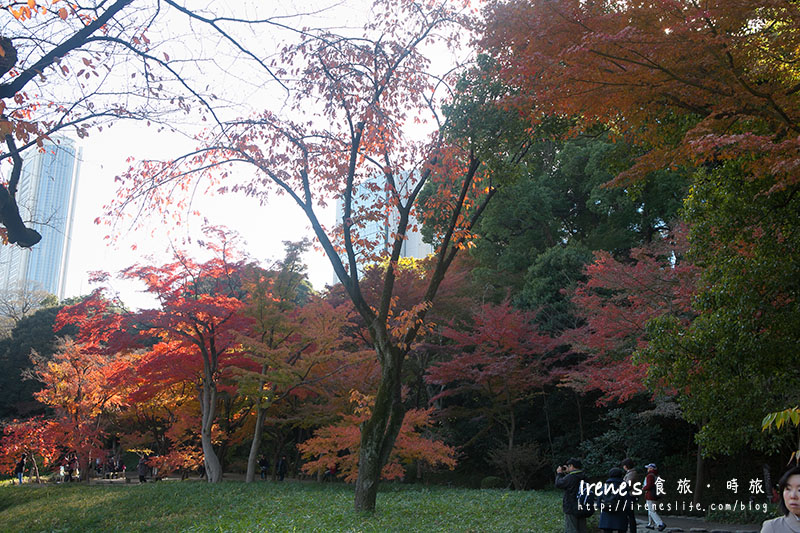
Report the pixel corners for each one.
[480,476,506,489]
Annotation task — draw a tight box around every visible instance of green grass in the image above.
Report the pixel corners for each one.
[0,481,563,532]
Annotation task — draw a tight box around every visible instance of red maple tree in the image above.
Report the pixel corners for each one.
[120,227,255,482]
[561,226,699,404]
[30,336,131,481]
[298,390,456,483]
[425,300,554,486]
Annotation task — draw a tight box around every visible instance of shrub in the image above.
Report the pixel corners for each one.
[488,442,547,490]
[480,476,506,489]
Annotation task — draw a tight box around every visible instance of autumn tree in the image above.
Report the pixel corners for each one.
[1,0,310,250]
[0,417,62,483]
[425,300,554,489]
[640,162,800,456]
[106,0,531,511]
[30,337,129,481]
[121,228,254,483]
[480,0,800,466]
[562,226,699,405]
[298,389,456,484]
[237,241,310,482]
[480,0,800,190]
[239,276,357,482]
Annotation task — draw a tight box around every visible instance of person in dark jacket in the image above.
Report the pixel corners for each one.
[599,467,628,533]
[14,453,27,485]
[258,455,270,480]
[555,457,588,533]
[137,456,149,483]
[277,455,288,481]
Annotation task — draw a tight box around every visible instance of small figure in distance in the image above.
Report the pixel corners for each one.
[258,455,270,480]
[761,465,800,533]
[14,453,27,485]
[137,456,148,484]
[68,452,79,482]
[643,463,666,531]
[277,455,288,482]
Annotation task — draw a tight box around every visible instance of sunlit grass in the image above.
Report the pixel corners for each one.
[0,481,563,532]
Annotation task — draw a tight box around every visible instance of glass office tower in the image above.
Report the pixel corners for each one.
[0,137,81,299]
[333,171,433,283]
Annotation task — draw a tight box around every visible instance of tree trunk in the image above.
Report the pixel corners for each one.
[541,387,555,464]
[763,463,773,504]
[245,407,267,483]
[693,442,704,506]
[354,344,406,512]
[200,381,223,483]
[507,407,519,490]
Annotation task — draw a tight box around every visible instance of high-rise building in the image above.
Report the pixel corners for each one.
[333,171,433,283]
[0,137,81,299]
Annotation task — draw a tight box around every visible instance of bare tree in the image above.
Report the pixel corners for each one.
[0,282,54,337]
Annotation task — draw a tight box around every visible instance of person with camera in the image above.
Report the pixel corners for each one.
[555,458,588,533]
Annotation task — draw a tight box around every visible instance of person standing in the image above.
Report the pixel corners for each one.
[643,463,666,531]
[598,467,628,533]
[14,453,27,485]
[277,455,288,481]
[68,452,79,482]
[555,458,588,533]
[258,455,270,480]
[137,456,149,484]
[621,458,639,533]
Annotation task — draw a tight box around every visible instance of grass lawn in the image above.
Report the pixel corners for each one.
[0,480,564,532]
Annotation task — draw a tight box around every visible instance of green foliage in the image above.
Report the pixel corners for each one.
[516,244,592,334]
[0,305,72,419]
[479,476,505,489]
[762,407,800,466]
[469,131,688,333]
[640,161,800,455]
[578,408,664,478]
[0,482,564,532]
[763,407,800,432]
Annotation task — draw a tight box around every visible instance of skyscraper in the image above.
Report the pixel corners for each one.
[333,171,433,283]
[0,137,81,299]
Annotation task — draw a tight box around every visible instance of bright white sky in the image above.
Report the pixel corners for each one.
[56,0,475,309]
[63,121,336,310]
[60,0,365,308]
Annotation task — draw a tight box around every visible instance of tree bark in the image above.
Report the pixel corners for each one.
[200,381,223,483]
[575,392,584,443]
[542,387,555,464]
[30,454,40,484]
[245,407,267,483]
[693,441,704,506]
[354,343,406,512]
